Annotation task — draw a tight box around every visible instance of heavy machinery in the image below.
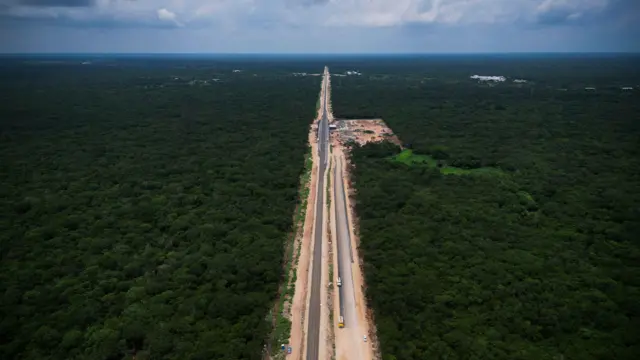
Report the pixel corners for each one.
[338,316,344,328]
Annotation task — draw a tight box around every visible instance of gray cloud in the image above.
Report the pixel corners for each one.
[533,0,639,26]
[0,13,179,29]
[602,0,640,23]
[19,0,95,7]
[1,0,637,35]
[535,7,574,25]
[290,0,328,6]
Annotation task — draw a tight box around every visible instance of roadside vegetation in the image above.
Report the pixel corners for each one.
[271,146,313,359]
[0,59,319,360]
[333,55,640,359]
[391,149,505,177]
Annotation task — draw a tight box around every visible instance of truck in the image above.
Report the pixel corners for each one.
[338,316,344,328]
[337,277,342,287]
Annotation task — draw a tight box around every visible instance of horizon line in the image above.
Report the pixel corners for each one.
[1,51,640,56]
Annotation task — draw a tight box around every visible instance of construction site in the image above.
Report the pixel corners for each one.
[327,117,397,360]
[330,118,401,147]
[288,68,400,360]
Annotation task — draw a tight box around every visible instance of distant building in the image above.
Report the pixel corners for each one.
[622,87,633,91]
[585,87,596,91]
[471,75,506,82]
[329,124,337,130]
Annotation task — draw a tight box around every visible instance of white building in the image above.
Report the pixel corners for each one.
[470,75,506,82]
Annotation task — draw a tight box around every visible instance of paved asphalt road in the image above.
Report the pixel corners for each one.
[334,156,359,336]
[306,67,329,360]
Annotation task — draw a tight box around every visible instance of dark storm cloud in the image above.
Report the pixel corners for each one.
[19,0,95,7]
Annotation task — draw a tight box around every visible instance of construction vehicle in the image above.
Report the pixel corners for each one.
[338,316,344,328]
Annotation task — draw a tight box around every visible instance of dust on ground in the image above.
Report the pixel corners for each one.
[286,131,318,360]
[324,78,380,360]
[342,148,381,360]
[332,147,377,360]
[330,119,401,147]
[327,112,384,359]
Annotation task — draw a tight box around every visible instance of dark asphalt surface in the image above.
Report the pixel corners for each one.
[335,156,357,330]
[306,67,329,360]
[334,159,345,317]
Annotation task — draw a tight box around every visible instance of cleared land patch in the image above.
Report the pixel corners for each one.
[391,149,506,177]
[331,118,401,147]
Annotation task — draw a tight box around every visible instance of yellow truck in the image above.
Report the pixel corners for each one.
[338,316,344,328]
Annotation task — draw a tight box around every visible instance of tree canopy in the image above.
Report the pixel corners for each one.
[0,58,318,360]
[333,55,640,360]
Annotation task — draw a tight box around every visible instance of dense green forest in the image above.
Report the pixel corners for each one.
[332,55,640,359]
[0,58,319,359]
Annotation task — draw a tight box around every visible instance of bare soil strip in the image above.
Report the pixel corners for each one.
[330,115,384,360]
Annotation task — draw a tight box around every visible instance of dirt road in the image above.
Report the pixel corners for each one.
[333,152,374,360]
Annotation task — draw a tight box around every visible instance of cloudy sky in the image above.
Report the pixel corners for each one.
[1,0,638,53]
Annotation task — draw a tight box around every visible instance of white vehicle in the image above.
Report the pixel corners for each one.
[364,336,367,342]
[337,277,342,287]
